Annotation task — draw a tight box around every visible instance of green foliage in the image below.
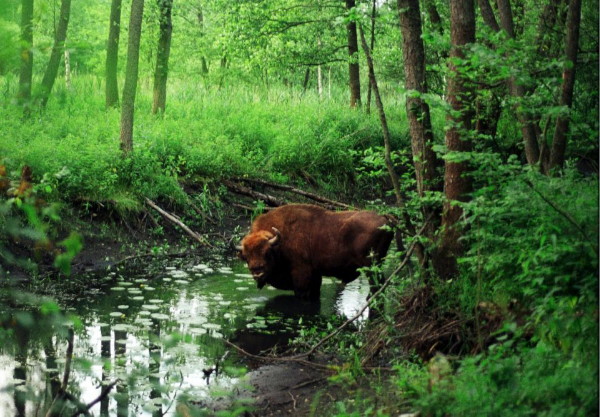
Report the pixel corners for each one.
[0,77,400,211]
[415,343,598,417]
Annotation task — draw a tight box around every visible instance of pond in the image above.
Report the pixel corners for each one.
[0,255,371,416]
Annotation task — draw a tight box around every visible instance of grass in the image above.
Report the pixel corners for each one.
[0,74,414,210]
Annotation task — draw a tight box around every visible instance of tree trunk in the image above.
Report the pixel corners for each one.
[496,0,541,166]
[17,0,34,112]
[478,0,500,32]
[548,0,581,171]
[425,0,444,34]
[345,0,361,107]
[106,0,122,108]
[38,0,71,108]
[119,0,145,155]
[302,67,310,93]
[398,0,443,198]
[63,42,71,89]
[366,0,376,114]
[152,0,173,114]
[359,25,427,268]
[398,0,444,263]
[434,0,475,279]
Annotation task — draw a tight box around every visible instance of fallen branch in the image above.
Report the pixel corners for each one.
[145,198,211,247]
[223,339,333,371]
[222,180,287,207]
[233,177,354,210]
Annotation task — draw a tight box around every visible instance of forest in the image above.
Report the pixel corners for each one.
[0,0,598,416]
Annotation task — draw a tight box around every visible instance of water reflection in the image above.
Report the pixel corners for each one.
[0,259,371,416]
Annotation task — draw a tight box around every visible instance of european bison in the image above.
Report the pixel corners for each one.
[238,204,393,300]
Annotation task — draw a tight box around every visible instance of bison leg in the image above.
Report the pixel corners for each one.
[291,265,321,301]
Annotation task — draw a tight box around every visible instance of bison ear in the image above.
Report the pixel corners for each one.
[268,227,281,247]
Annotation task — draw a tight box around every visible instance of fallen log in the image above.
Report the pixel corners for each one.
[223,180,286,207]
[233,177,354,210]
[145,198,211,247]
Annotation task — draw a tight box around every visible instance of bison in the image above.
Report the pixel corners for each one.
[238,204,393,300]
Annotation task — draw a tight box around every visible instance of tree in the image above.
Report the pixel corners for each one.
[38,0,71,108]
[152,0,174,114]
[106,0,123,108]
[345,0,361,107]
[17,0,34,112]
[434,0,475,279]
[397,0,442,199]
[120,0,145,155]
[548,0,582,171]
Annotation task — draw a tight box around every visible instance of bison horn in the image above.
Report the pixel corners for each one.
[269,227,281,246]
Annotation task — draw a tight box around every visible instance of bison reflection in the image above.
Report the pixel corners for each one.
[239,204,393,300]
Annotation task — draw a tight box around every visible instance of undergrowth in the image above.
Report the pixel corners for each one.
[0,75,410,213]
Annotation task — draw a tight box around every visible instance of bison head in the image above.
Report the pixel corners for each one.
[238,227,281,289]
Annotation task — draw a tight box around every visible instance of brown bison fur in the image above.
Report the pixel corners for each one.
[239,204,393,300]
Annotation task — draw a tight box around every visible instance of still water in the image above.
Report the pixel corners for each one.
[0,256,370,416]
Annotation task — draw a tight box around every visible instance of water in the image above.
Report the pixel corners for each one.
[0,257,371,416]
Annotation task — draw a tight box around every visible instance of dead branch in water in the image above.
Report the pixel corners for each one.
[145,198,212,247]
[232,177,354,210]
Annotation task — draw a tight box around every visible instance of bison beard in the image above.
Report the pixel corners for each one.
[238,204,393,300]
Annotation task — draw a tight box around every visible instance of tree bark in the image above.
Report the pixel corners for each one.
[434,0,475,279]
[398,0,444,266]
[17,0,34,112]
[548,0,581,171]
[366,0,376,114]
[496,0,541,165]
[119,0,145,155]
[38,0,71,108]
[478,0,500,32]
[345,0,361,107]
[398,0,443,198]
[152,0,173,114]
[63,42,71,89]
[106,0,122,108]
[359,25,427,268]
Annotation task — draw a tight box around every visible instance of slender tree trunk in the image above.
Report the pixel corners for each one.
[434,0,475,279]
[496,0,541,165]
[548,0,581,171]
[317,38,323,97]
[359,25,427,268]
[478,0,500,32]
[345,0,361,107]
[398,0,443,264]
[152,0,173,114]
[106,0,122,108]
[38,0,71,108]
[317,65,323,97]
[398,0,443,198]
[302,67,310,93]
[120,0,145,155]
[63,42,71,89]
[366,0,376,114]
[17,0,34,112]
[197,7,209,74]
[425,0,444,34]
